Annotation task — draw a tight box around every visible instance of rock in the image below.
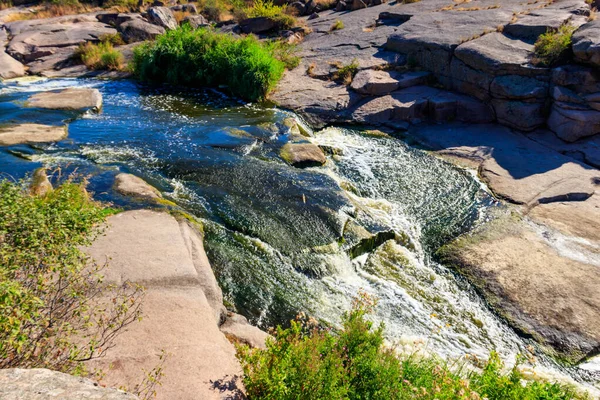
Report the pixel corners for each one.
[289,1,306,15]
[305,0,317,14]
[552,86,585,103]
[182,14,209,28]
[280,142,327,167]
[335,1,346,11]
[547,103,600,142]
[0,368,138,400]
[429,91,495,123]
[30,168,52,197]
[350,69,401,96]
[114,173,162,200]
[25,46,78,76]
[439,215,600,364]
[308,12,320,20]
[0,123,68,146]
[527,128,600,169]
[220,313,271,349]
[119,19,166,43]
[86,210,243,399]
[238,16,278,34]
[504,9,577,41]
[26,88,102,111]
[490,75,548,101]
[551,64,600,91]
[572,19,600,67]
[350,0,367,10]
[96,12,143,27]
[491,99,547,132]
[147,6,178,30]
[0,50,26,80]
[395,70,430,89]
[182,3,198,13]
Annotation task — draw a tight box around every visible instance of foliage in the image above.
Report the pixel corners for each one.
[534,24,575,66]
[332,59,359,84]
[330,19,344,31]
[132,26,289,101]
[76,40,124,71]
[244,0,296,29]
[238,293,588,400]
[267,40,301,69]
[0,179,143,374]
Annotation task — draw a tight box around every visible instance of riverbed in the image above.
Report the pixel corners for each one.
[1,77,598,390]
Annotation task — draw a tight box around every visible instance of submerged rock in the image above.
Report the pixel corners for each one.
[0,368,138,400]
[0,123,67,146]
[114,173,162,200]
[26,88,102,111]
[280,142,327,168]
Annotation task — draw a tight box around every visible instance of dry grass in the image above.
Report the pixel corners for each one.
[3,3,97,21]
[589,7,597,21]
[173,10,192,23]
[0,1,13,11]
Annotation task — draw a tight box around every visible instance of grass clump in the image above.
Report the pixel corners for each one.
[76,40,124,71]
[332,59,359,84]
[238,293,588,400]
[0,179,142,374]
[330,19,344,31]
[243,0,296,29]
[132,26,291,101]
[534,24,575,66]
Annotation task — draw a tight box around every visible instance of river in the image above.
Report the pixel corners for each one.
[1,77,598,392]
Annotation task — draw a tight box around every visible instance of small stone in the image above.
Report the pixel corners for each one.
[114,173,162,200]
[280,142,326,167]
[308,12,319,20]
[351,69,402,96]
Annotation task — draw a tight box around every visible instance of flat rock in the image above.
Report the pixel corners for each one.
[439,215,600,363]
[573,19,600,67]
[490,75,548,101]
[280,142,327,167]
[351,69,403,96]
[26,88,102,111]
[527,128,600,168]
[491,99,547,132]
[114,173,162,200]
[238,16,278,34]
[547,103,600,142]
[119,19,165,43]
[147,6,178,30]
[429,91,495,123]
[504,8,578,41]
[220,313,270,349]
[0,368,137,400]
[0,50,26,79]
[0,123,67,146]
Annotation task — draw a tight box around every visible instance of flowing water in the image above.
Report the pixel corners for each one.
[1,77,599,391]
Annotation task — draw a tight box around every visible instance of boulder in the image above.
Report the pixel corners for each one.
[491,99,547,132]
[489,75,548,101]
[26,88,102,111]
[280,142,327,167]
[547,103,600,142]
[0,368,138,400]
[147,6,178,30]
[220,313,271,349]
[0,123,67,146]
[504,9,577,41]
[289,1,306,15]
[335,1,346,11]
[350,69,402,95]
[119,19,166,43]
[114,173,162,200]
[429,91,495,123]
[182,3,198,13]
[350,0,367,10]
[96,12,143,27]
[0,50,25,80]
[182,14,209,28]
[30,168,53,197]
[572,19,600,67]
[238,17,279,34]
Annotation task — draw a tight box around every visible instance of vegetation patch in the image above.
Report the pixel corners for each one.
[533,24,575,66]
[0,179,142,374]
[76,40,124,71]
[243,0,296,29]
[331,59,359,84]
[132,26,294,101]
[238,294,589,400]
[330,19,344,31]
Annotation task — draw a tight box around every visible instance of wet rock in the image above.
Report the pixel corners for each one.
[114,173,162,200]
[239,16,279,34]
[0,123,67,146]
[572,19,600,67]
[26,88,102,111]
[220,312,271,349]
[147,6,178,30]
[0,50,25,80]
[280,142,327,167]
[182,14,209,28]
[547,103,600,142]
[30,168,52,197]
[119,19,165,43]
[0,368,138,400]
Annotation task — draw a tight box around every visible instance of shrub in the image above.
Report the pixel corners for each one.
[332,59,359,84]
[267,40,301,69]
[132,26,289,101]
[244,0,296,29]
[534,24,575,66]
[0,179,142,374]
[76,41,124,70]
[238,294,588,400]
[330,19,344,31]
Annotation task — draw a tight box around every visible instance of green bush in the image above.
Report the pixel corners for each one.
[76,40,124,70]
[534,24,575,66]
[238,294,588,400]
[132,26,289,101]
[245,0,296,29]
[0,179,142,374]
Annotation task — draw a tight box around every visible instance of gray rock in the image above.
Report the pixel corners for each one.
[350,69,403,96]
[552,86,585,104]
[551,65,600,93]
[0,368,137,400]
[114,173,162,200]
[429,91,495,123]
[351,0,367,10]
[490,75,548,100]
[335,1,346,11]
[308,12,320,20]
[26,46,78,76]
[96,12,143,26]
[147,6,178,30]
[182,3,198,13]
[26,88,102,111]
[548,103,600,142]
[238,16,279,33]
[182,14,209,28]
[491,99,547,132]
[280,142,327,167]
[572,19,600,67]
[504,9,576,41]
[0,123,68,146]
[0,50,26,80]
[220,313,271,349]
[289,1,306,15]
[119,19,165,43]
